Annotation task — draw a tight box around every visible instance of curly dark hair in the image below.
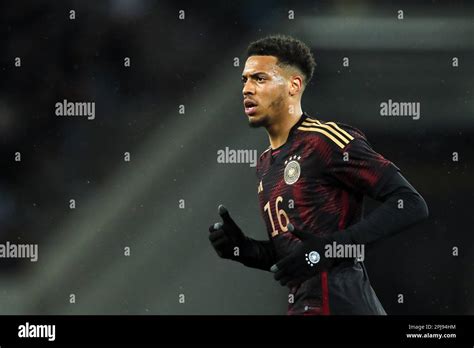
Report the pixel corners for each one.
[247,35,316,86]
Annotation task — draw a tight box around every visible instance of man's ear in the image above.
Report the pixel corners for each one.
[289,75,303,96]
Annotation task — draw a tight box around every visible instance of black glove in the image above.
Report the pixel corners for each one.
[270,223,334,287]
[209,205,247,260]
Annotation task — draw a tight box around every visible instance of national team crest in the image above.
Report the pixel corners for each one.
[284,155,301,185]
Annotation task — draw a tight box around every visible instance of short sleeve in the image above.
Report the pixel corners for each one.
[325,136,400,199]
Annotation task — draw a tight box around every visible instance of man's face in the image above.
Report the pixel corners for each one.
[242,55,289,128]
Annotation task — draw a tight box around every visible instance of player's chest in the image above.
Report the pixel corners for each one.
[257,148,323,203]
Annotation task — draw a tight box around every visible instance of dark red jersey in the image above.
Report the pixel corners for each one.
[256,113,399,315]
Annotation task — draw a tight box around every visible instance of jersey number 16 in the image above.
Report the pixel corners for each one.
[263,196,290,237]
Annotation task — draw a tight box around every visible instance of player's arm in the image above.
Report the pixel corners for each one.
[327,136,429,245]
[272,136,429,286]
[208,205,277,271]
[332,169,428,246]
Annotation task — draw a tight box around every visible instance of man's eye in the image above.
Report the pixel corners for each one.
[257,77,265,82]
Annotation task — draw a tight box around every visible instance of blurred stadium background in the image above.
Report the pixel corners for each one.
[0,0,472,314]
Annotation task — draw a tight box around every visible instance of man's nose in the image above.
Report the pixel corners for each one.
[242,81,255,96]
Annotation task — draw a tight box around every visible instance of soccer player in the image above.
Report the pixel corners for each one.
[208,35,429,315]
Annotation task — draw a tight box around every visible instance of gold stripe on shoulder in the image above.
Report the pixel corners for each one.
[305,117,321,125]
[325,122,354,141]
[301,121,350,144]
[297,126,345,148]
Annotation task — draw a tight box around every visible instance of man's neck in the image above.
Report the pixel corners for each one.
[266,108,303,150]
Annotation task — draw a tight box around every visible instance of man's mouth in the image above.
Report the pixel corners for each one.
[244,100,258,116]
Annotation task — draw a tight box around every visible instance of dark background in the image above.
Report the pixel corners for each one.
[0,0,472,315]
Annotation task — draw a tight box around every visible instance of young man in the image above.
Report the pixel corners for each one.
[208,35,429,315]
